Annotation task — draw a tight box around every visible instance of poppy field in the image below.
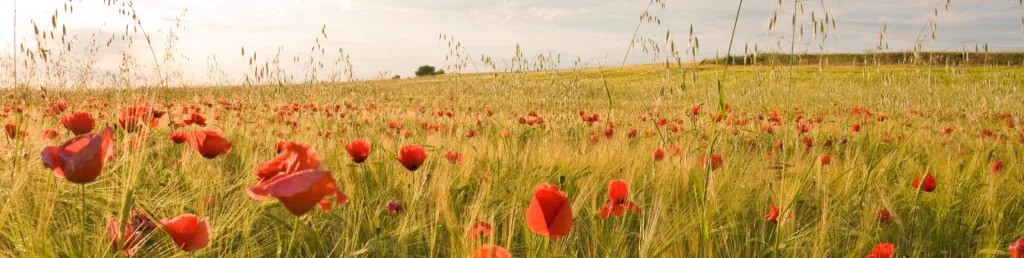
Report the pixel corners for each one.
[0,63,1021,257]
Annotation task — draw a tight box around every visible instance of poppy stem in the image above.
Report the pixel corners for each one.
[80,183,87,258]
[286,216,301,257]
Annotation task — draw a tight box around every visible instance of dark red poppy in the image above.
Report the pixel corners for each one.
[160,214,209,251]
[387,200,403,214]
[184,131,232,159]
[700,154,723,170]
[865,243,894,258]
[169,131,187,144]
[526,183,573,238]
[397,144,427,172]
[4,123,21,139]
[851,123,861,133]
[41,127,114,184]
[653,148,665,161]
[912,174,936,192]
[472,244,512,258]
[256,141,322,182]
[184,112,207,127]
[247,169,348,216]
[468,221,492,240]
[598,179,639,220]
[764,205,779,223]
[60,111,96,135]
[107,210,156,255]
[444,151,464,164]
[1010,237,1023,258]
[345,139,371,163]
[878,208,892,223]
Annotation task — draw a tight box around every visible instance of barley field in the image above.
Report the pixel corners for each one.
[0,63,1022,257]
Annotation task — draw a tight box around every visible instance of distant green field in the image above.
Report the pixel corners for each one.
[1,64,1022,257]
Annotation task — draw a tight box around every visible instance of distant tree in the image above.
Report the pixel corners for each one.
[392,75,401,80]
[435,69,445,75]
[415,65,437,77]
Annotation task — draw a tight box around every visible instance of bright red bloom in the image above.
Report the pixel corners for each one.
[397,144,427,172]
[1010,237,1023,258]
[247,169,348,216]
[471,244,512,258]
[865,243,895,258]
[990,160,1004,174]
[169,131,187,144]
[160,214,210,251]
[41,129,58,141]
[912,174,936,192]
[764,205,779,223]
[255,141,322,182]
[598,179,639,220]
[653,148,665,161]
[851,123,861,133]
[526,183,573,238]
[41,127,114,184]
[468,221,493,240]
[60,111,96,135]
[344,139,371,163]
[444,151,464,164]
[4,123,19,139]
[184,131,232,159]
[700,154,723,170]
[878,208,892,223]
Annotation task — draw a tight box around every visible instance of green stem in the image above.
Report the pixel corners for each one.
[80,183,87,258]
[286,217,301,257]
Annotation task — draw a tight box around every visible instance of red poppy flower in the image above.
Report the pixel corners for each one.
[41,129,58,141]
[471,244,512,258]
[468,221,493,240]
[4,123,21,139]
[160,214,210,251]
[169,131,187,144]
[397,144,427,172]
[526,183,573,238]
[653,148,666,161]
[598,179,640,220]
[878,208,892,223]
[1010,237,1023,258]
[912,174,936,192]
[247,169,348,216]
[107,210,156,255]
[851,123,861,133]
[184,112,207,127]
[60,111,96,135]
[41,127,115,184]
[255,141,321,182]
[700,154,723,170]
[501,130,511,138]
[764,205,779,223]
[817,155,833,166]
[865,243,894,258]
[445,151,464,164]
[184,131,232,159]
[990,160,1003,174]
[345,139,371,163]
[387,200,403,214]
[118,106,160,131]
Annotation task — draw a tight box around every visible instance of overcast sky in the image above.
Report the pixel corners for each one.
[1,0,1023,84]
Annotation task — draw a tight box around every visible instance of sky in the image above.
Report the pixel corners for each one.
[1,0,1023,85]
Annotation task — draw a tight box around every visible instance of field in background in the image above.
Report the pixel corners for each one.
[1,63,1022,257]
